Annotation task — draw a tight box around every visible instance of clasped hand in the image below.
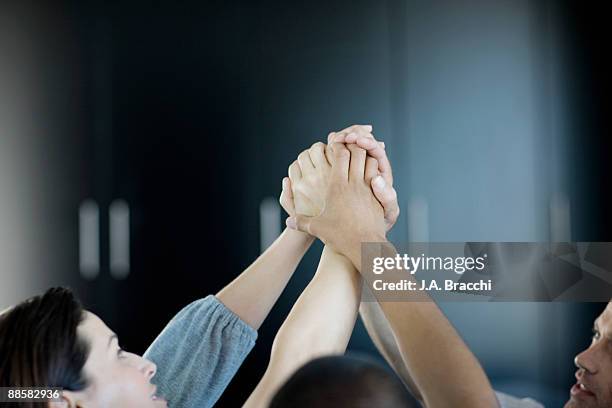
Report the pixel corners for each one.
[279,124,399,259]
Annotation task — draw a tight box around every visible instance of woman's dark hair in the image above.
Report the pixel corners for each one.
[270,354,419,408]
[0,287,90,405]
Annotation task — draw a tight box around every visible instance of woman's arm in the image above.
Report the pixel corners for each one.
[215,228,314,330]
[145,126,396,407]
[215,124,396,331]
[243,245,361,408]
[144,177,315,408]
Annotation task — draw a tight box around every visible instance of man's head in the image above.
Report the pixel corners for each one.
[269,354,418,408]
[565,302,612,408]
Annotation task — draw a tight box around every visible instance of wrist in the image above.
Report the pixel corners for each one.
[344,230,386,252]
[333,232,387,273]
[283,227,315,246]
[357,231,387,244]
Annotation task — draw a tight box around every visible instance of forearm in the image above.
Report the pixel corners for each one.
[379,300,497,407]
[359,297,423,403]
[348,240,497,408]
[216,228,314,330]
[244,245,362,408]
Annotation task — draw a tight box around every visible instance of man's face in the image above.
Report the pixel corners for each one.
[565,302,612,408]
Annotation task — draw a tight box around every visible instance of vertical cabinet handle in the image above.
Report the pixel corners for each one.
[109,199,130,279]
[550,192,571,242]
[260,197,281,253]
[407,196,429,242]
[79,200,100,279]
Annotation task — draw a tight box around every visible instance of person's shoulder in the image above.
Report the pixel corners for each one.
[496,391,545,408]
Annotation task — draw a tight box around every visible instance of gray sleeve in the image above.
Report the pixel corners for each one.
[143,295,258,408]
[496,391,545,408]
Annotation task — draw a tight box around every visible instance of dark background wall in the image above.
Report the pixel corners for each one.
[0,0,610,406]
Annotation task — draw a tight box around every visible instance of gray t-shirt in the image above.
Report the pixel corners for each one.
[144,295,257,408]
[496,391,545,408]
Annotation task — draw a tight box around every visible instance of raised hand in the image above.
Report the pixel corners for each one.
[280,133,381,220]
[281,142,333,217]
[328,125,399,231]
[286,143,386,263]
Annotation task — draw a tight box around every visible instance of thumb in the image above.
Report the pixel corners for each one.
[371,176,400,228]
[372,175,399,208]
[371,175,388,196]
[286,214,318,235]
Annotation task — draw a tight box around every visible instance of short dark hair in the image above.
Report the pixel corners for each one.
[269,354,419,408]
[0,287,90,407]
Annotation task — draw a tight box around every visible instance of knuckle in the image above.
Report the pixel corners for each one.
[385,189,398,203]
[332,144,346,155]
[386,204,399,216]
[311,141,325,150]
[380,190,396,204]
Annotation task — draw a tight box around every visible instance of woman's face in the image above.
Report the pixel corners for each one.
[62,311,167,407]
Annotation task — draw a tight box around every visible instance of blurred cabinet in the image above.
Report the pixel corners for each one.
[72,1,260,354]
[16,1,606,407]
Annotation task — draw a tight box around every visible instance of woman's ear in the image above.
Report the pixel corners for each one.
[48,391,79,408]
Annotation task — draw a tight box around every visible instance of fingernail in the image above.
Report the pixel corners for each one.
[286,217,297,229]
[373,176,386,189]
[379,142,385,149]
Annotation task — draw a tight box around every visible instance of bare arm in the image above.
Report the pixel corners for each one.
[332,129,423,400]
[371,251,498,408]
[215,227,314,330]
[243,245,361,408]
[288,142,499,408]
[359,296,424,403]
